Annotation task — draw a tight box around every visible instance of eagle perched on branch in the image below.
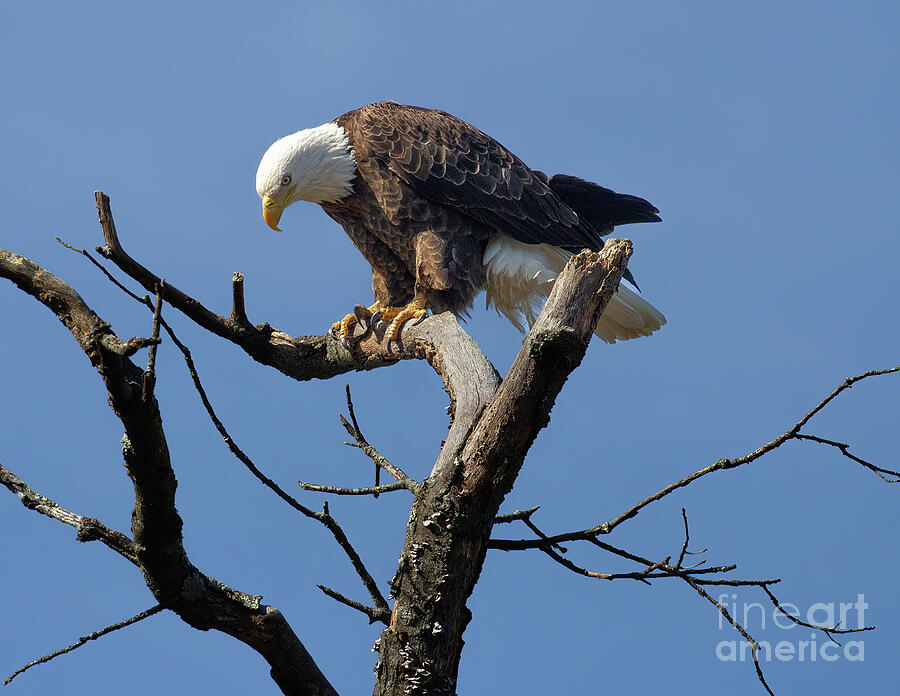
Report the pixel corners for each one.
[256,102,665,347]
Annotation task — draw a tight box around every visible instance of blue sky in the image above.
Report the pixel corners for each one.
[1,1,898,694]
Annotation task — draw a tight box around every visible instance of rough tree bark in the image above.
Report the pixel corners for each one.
[371,248,631,695]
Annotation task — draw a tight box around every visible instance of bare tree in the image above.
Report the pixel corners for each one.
[1,192,896,695]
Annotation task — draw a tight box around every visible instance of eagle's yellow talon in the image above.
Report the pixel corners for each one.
[330,296,427,350]
[380,293,429,350]
[385,306,427,344]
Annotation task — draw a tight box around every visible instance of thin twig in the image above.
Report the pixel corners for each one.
[539,539,654,583]
[142,281,164,402]
[317,585,390,625]
[319,501,391,616]
[56,236,148,304]
[494,509,777,586]
[489,366,900,552]
[522,516,567,553]
[760,585,875,645]
[679,575,776,696]
[676,507,690,569]
[168,323,320,514]
[794,434,900,482]
[341,427,419,492]
[345,385,380,496]
[676,508,707,569]
[161,313,393,619]
[341,386,420,495]
[495,508,871,694]
[497,510,789,694]
[494,506,540,524]
[596,366,900,535]
[4,604,164,685]
[793,367,900,430]
[164,322,390,616]
[298,481,408,496]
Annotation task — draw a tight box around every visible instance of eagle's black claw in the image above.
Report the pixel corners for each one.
[371,309,383,326]
[353,304,370,329]
[340,335,353,351]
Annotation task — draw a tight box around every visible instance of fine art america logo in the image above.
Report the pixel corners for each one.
[715,594,868,663]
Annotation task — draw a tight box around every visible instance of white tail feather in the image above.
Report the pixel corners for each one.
[483,234,666,343]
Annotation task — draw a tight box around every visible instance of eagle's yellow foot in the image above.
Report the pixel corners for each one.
[330,303,381,350]
[371,294,428,351]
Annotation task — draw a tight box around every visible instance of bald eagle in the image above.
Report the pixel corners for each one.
[256,102,665,347]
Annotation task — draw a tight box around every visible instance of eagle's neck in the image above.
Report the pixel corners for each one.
[287,122,357,204]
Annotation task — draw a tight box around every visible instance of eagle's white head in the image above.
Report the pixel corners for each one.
[255,122,357,230]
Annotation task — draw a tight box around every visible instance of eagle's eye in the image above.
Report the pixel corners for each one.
[281,174,292,186]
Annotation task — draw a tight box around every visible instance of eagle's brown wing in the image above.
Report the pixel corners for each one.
[339,102,605,251]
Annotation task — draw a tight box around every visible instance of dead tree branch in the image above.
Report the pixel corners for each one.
[340,386,421,494]
[494,506,541,524]
[54,235,395,623]
[759,584,875,644]
[0,248,338,696]
[93,190,497,385]
[0,461,138,565]
[4,604,165,685]
[680,574,776,696]
[345,384,382,495]
[490,365,899,552]
[147,299,392,622]
[317,585,391,625]
[298,481,408,496]
[492,503,877,695]
[794,433,899,482]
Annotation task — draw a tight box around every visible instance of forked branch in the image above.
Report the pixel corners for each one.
[0,247,338,696]
[491,365,899,552]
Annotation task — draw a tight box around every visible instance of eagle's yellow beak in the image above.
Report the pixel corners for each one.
[262,194,285,232]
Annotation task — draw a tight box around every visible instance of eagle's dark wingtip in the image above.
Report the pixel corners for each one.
[548,174,662,229]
